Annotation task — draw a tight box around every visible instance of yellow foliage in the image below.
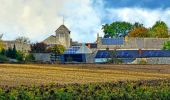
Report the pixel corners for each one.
[128,27,149,37]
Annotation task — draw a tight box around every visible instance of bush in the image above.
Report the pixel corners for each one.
[0,55,8,62]
[0,80,169,99]
[25,54,35,62]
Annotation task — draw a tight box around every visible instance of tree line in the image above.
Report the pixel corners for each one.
[102,21,169,38]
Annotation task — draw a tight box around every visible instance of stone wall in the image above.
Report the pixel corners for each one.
[32,53,52,62]
[146,57,170,64]
[98,37,170,50]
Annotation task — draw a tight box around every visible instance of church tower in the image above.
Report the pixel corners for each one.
[55,25,71,48]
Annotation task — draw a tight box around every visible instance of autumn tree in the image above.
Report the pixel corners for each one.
[128,27,149,37]
[102,21,133,38]
[0,40,4,52]
[149,21,169,38]
[31,42,48,53]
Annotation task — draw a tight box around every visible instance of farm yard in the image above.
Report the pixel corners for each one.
[0,64,170,99]
[0,64,170,86]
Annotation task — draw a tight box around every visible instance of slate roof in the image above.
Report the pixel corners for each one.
[95,50,170,58]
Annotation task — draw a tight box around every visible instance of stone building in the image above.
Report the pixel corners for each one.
[97,36,170,50]
[3,40,31,52]
[43,25,71,48]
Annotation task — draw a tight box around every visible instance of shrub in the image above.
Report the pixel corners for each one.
[0,55,8,62]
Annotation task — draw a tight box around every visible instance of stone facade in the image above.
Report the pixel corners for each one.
[97,37,170,50]
[3,41,31,52]
[43,25,71,48]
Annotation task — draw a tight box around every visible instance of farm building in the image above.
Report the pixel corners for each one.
[97,36,170,50]
[95,50,170,64]
[61,44,95,63]
[94,37,170,64]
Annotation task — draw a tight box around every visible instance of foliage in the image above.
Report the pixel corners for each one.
[132,22,144,29]
[0,80,169,99]
[128,27,149,37]
[0,40,4,52]
[1,45,26,62]
[25,54,35,62]
[16,51,25,61]
[6,45,17,59]
[31,42,48,53]
[163,41,170,50]
[0,55,8,62]
[149,21,169,38]
[15,36,30,44]
[103,21,169,38]
[102,21,133,38]
[47,45,65,55]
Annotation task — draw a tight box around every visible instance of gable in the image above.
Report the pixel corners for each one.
[55,25,70,34]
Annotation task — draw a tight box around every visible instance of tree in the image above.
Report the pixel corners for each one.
[0,40,4,52]
[128,27,149,37]
[15,36,30,44]
[163,41,170,50]
[31,42,48,53]
[16,51,24,61]
[149,21,169,38]
[132,22,144,29]
[5,45,17,59]
[47,45,65,55]
[25,54,35,62]
[102,21,133,38]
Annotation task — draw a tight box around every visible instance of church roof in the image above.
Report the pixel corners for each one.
[55,25,70,34]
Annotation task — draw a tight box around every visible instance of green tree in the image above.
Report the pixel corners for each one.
[149,21,169,38]
[102,21,133,38]
[25,54,35,62]
[132,22,144,29]
[16,51,24,61]
[163,41,170,50]
[47,45,65,55]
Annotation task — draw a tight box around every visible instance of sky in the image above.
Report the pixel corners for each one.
[1,0,170,43]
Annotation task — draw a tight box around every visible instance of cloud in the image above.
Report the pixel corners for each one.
[0,0,67,42]
[0,0,170,43]
[106,8,170,28]
[62,0,102,42]
[0,0,102,43]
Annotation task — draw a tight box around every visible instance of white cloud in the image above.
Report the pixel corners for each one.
[0,0,102,43]
[107,8,170,28]
[0,0,170,43]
